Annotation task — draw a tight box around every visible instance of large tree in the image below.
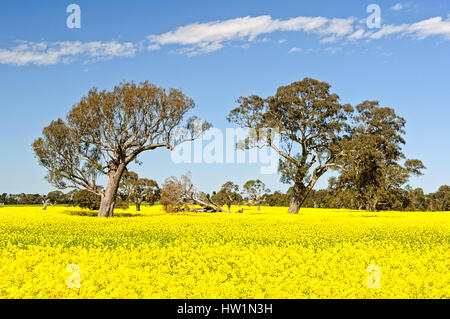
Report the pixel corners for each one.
[33,81,210,217]
[228,78,353,214]
[332,101,425,212]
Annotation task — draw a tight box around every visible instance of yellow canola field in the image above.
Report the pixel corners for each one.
[0,205,448,299]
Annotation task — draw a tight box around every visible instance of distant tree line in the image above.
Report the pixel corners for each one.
[0,191,70,206]
[157,177,450,212]
[1,183,448,212]
[261,185,450,211]
[0,171,161,211]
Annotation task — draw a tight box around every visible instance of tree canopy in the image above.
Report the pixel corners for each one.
[242,179,270,210]
[331,101,425,211]
[119,171,160,211]
[211,181,242,210]
[228,78,353,213]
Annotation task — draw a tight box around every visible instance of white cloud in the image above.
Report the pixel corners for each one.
[288,47,302,53]
[147,15,355,55]
[147,44,161,51]
[348,28,366,41]
[146,14,450,56]
[391,3,404,11]
[324,47,342,54]
[370,24,410,39]
[408,16,450,39]
[2,14,450,64]
[369,17,450,40]
[0,40,137,66]
[318,18,356,43]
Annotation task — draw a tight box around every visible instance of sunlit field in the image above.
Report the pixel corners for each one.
[0,205,448,299]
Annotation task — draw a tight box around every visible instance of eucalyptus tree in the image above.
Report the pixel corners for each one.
[119,171,160,211]
[228,78,353,214]
[242,179,270,210]
[332,101,425,212]
[33,81,210,217]
[212,181,242,211]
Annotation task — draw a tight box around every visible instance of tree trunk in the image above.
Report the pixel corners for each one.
[287,197,302,214]
[98,193,115,217]
[287,182,309,214]
[365,198,378,212]
[192,196,230,213]
[257,203,261,211]
[42,202,48,210]
[136,201,141,212]
[98,167,125,217]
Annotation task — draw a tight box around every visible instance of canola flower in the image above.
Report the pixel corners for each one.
[0,205,448,299]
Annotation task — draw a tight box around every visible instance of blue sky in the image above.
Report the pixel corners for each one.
[0,0,449,195]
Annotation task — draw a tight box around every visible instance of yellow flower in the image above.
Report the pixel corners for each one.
[0,205,448,298]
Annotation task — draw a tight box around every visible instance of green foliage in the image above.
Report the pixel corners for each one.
[72,190,101,210]
[71,190,128,211]
[263,191,290,207]
[119,171,160,211]
[1,185,449,212]
[242,180,270,208]
[47,191,66,204]
[332,101,426,211]
[228,78,354,213]
[426,185,450,211]
[212,181,242,209]
[0,193,7,205]
[243,180,270,201]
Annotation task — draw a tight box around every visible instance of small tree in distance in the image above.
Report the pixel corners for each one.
[212,181,242,211]
[242,179,270,210]
[33,81,210,217]
[119,171,160,211]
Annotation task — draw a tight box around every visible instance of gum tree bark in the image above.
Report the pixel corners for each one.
[42,200,50,210]
[98,164,126,217]
[287,184,307,214]
[287,171,317,214]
